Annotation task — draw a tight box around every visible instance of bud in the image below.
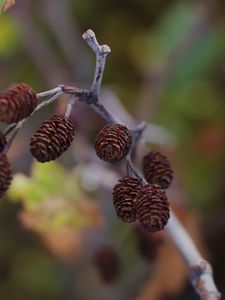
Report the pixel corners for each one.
[0,83,37,124]
[143,151,173,189]
[30,115,75,162]
[113,177,142,223]
[136,184,170,232]
[0,154,12,199]
[95,124,132,162]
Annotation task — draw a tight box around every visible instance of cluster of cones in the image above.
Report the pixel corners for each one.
[0,83,174,287]
[112,151,173,233]
[93,123,173,233]
[0,83,173,236]
[0,84,132,199]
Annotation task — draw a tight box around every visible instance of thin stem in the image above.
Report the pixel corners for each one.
[37,85,63,98]
[65,96,77,118]
[88,98,120,124]
[36,89,62,110]
[62,85,120,124]
[131,122,147,161]
[82,29,111,96]
[3,127,19,154]
[126,156,145,183]
[3,123,16,136]
[4,89,62,153]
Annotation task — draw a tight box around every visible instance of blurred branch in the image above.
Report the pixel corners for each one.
[11,1,70,85]
[42,0,85,80]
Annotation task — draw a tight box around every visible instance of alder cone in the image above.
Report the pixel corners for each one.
[0,83,37,124]
[143,151,173,189]
[0,132,6,153]
[136,184,170,232]
[30,115,75,162]
[113,177,142,223]
[134,224,163,261]
[0,154,12,199]
[93,245,120,283]
[95,124,132,162]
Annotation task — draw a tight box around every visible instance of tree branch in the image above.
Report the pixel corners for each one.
[79,29,221,299]
[4,87,63,148]
[82,29,111,97]
[166,212,221,300]
[1,29,220,300]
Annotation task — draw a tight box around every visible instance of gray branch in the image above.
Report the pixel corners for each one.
[82,29,111,97]
[166,212,221,300]
[2,29,220,300]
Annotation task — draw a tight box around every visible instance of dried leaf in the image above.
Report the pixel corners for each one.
[0,0,15,13]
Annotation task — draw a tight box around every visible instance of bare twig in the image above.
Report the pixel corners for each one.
[80,29,220,299]
[1,29,220,300]
[166,212,221,300]
[4,87,63,137]
[37,86,63,98]
[4,88,63,151]
[42,0,84,79]
[126,156,145,183]
[12,4,70,85]
[65,96,77,118]
[62,85,119,123]
[82,29,111,97]
[130,122,147,160]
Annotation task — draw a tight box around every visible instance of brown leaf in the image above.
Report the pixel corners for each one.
[0,0,15,13]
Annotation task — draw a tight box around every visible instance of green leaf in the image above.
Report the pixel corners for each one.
[8,161,80,210]
[7,161,101,230]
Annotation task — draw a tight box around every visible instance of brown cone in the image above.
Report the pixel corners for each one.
[95,124,132,162]
[0,132,6,153]
[143,151,173,189]
[0,83,37,124]
[30,115,75,162]
[134,224,164,262]
[136,184,170,232]
[113,177,142,223]
[0,154,12,199]
[93,245,120,283]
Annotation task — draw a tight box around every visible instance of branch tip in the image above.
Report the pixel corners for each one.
[82,29,95,40]
[100,44,111,54]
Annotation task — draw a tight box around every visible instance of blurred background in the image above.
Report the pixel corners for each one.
[0,0,225,299]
